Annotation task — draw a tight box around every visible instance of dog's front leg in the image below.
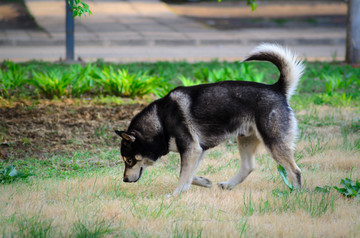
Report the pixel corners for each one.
[173,146,203,195]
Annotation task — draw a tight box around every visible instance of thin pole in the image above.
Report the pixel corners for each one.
[66,0,74,61]
[346,0,360,63]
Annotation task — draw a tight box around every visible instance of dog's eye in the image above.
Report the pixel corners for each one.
[123,157,134,166]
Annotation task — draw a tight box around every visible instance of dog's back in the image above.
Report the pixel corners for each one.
[166,81,278,148]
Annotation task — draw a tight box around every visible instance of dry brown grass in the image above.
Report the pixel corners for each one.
[0,105,359,237]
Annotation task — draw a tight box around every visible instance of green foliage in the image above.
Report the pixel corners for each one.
[69,0,92,18]
[178,75,202,87]
[92,67,168,98]
[334,178,360,201]
[0,165,35,184]
[0,61,359,107]
[29,70,73,99]
[300,62,360,97]
[193,63,265,84]
[277,164,294,191]
[70,63,96,97]
[0,61,28,97]
[247,0,258,11]
[315,178,360,202]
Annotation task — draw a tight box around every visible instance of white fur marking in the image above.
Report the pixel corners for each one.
[246,43,305,101]
[169,137,178,152]
[170,91,201,144]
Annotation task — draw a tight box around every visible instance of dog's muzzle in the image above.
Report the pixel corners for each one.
[123,167,143,183]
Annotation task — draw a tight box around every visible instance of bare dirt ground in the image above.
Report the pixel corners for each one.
[0,100,145,159]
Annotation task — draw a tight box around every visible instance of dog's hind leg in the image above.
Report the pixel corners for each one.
[218,134,260,190]
[268,142,302,189]
[258,109,302,189]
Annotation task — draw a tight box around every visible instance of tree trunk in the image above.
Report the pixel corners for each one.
[66,0,75,61]
[346,0,360,63]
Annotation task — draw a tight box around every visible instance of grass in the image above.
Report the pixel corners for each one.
[0,149,121,181]
[0,104,359,237]
[15,216,54,238]
[0,60,359,236]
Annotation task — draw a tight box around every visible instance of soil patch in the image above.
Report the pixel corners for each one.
[0,103,145,159]
[0,1,39,30]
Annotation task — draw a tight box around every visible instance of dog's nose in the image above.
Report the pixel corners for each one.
[123,177,130,182]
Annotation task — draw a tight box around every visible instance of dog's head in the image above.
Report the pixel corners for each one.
[115,130,155,183]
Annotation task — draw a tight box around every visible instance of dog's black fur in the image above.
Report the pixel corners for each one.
[122,81,288,154]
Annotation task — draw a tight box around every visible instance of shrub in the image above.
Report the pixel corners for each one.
[0,61,28,98]
[91,67,168,98]
[29,70,73,99]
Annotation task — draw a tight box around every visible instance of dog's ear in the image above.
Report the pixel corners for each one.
[115,130,136,142]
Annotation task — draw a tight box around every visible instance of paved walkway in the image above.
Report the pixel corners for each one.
[0,0,347,62]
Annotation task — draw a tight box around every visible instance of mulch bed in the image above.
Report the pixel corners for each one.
[0,102,146,159]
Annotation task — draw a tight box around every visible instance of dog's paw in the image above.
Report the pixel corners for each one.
[192,176,212,188]
[218,181,235,190]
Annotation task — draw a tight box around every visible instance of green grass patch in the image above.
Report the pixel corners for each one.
[72,219,115,238]
[1,60,359,106]
[241,188,336,217]
[0,149,122,182]
[15,216,54,238]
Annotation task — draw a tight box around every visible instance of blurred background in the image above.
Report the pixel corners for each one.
[0,0,349,62]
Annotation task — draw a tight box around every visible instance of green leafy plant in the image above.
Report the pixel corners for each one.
[323,73,343,96]
[193,63,265,85]
[0,60,359,105]
[92,67,166,98]
[0,165,35,184]
[195,67,239,83]
[30,70,73,99]
[70,63,96,97]
[0,61,28,98]
[277,164,294,191]
[240,63,265,83]
[334,178,360,201]
[179,75,201,87]
[69,0,92,18]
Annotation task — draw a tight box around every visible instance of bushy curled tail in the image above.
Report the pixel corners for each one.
[244,44,305,101]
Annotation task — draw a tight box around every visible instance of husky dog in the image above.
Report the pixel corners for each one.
[115,44,304,195]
